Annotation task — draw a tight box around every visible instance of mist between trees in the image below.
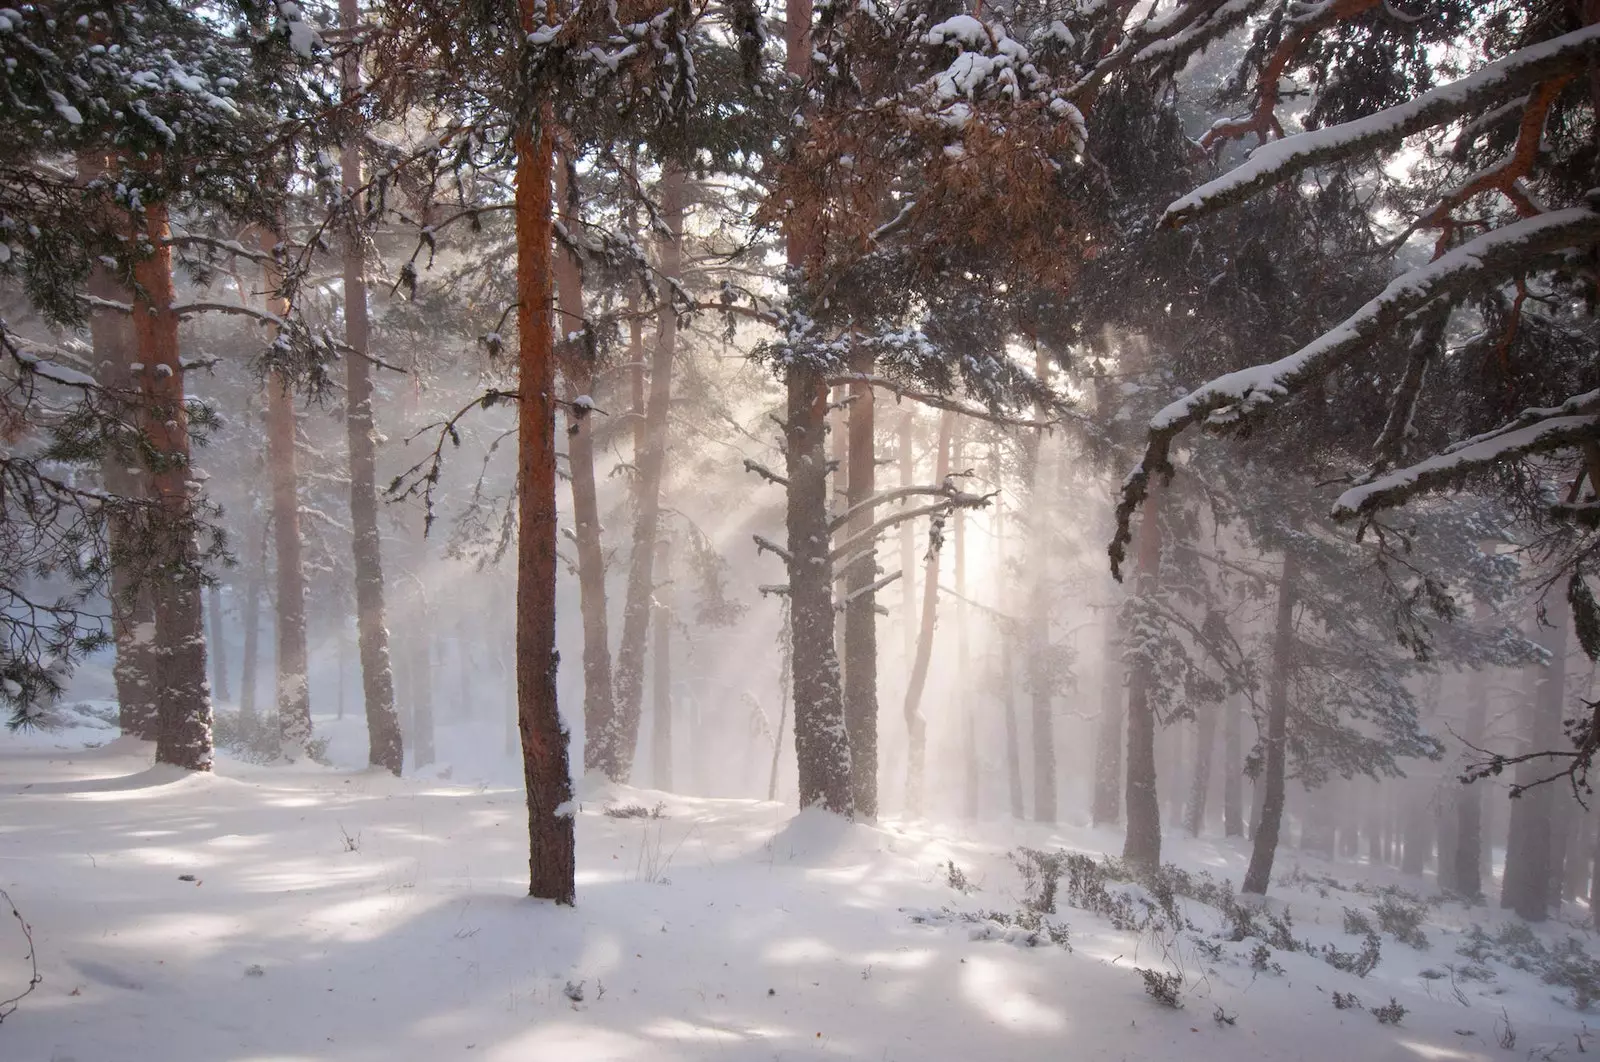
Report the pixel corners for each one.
[4,0,1600,916]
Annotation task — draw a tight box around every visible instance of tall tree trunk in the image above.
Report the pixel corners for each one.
[842,347,879,816]
[786,361,851,813]
[1121,477,1167,869]
[612,165,684,781]
[553,155,617,777]
[1242,543,1299,894]
[340,0,403,775]
[260,240,313,758]
[651,536,673,791]
[902,411,953,817]
[1026,350,1056,824]
[1092,604,1124,826]
[781,0,850,816]
[86,240,160,741]
[1502,596,1569,921]
[954,437,978,820]
[207,584,230,703]
[1223,694,1243,837]
[1185,695,1219,837]
[514,90,576,901]
[132,198,212,771]
[265,368,311,756]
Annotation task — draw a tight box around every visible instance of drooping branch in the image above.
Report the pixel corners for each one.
[1162,23,1600,227]
[1109,205,1600,578]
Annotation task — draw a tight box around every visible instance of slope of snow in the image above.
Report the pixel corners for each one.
[0,735,1593,1061]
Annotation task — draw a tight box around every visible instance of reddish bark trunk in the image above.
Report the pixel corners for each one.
[86,231,160,742]
[515,100,576,901]
[131,199,212,770]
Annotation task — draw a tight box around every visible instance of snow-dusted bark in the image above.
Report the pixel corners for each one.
[786,360,853,815]
[1161,24,1600,227]
[842,348,880,817]
[1121,478,1166,869]
[1112,206,1600,577]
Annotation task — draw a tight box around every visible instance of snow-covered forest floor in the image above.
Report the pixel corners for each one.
[4,718,1598,1062]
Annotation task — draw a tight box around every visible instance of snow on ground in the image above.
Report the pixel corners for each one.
[2,727,1596,1061]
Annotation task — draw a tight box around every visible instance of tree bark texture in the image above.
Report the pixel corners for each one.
[132,199,212,771]
[515,102,576,903]
[842,347,879,816]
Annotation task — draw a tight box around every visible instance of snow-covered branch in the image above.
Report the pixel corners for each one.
[743,458,789,488]
[1109,205,1600,578]
[1162,23,1600,227]
[1334,415,1600,520]
[752,534,793,567]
